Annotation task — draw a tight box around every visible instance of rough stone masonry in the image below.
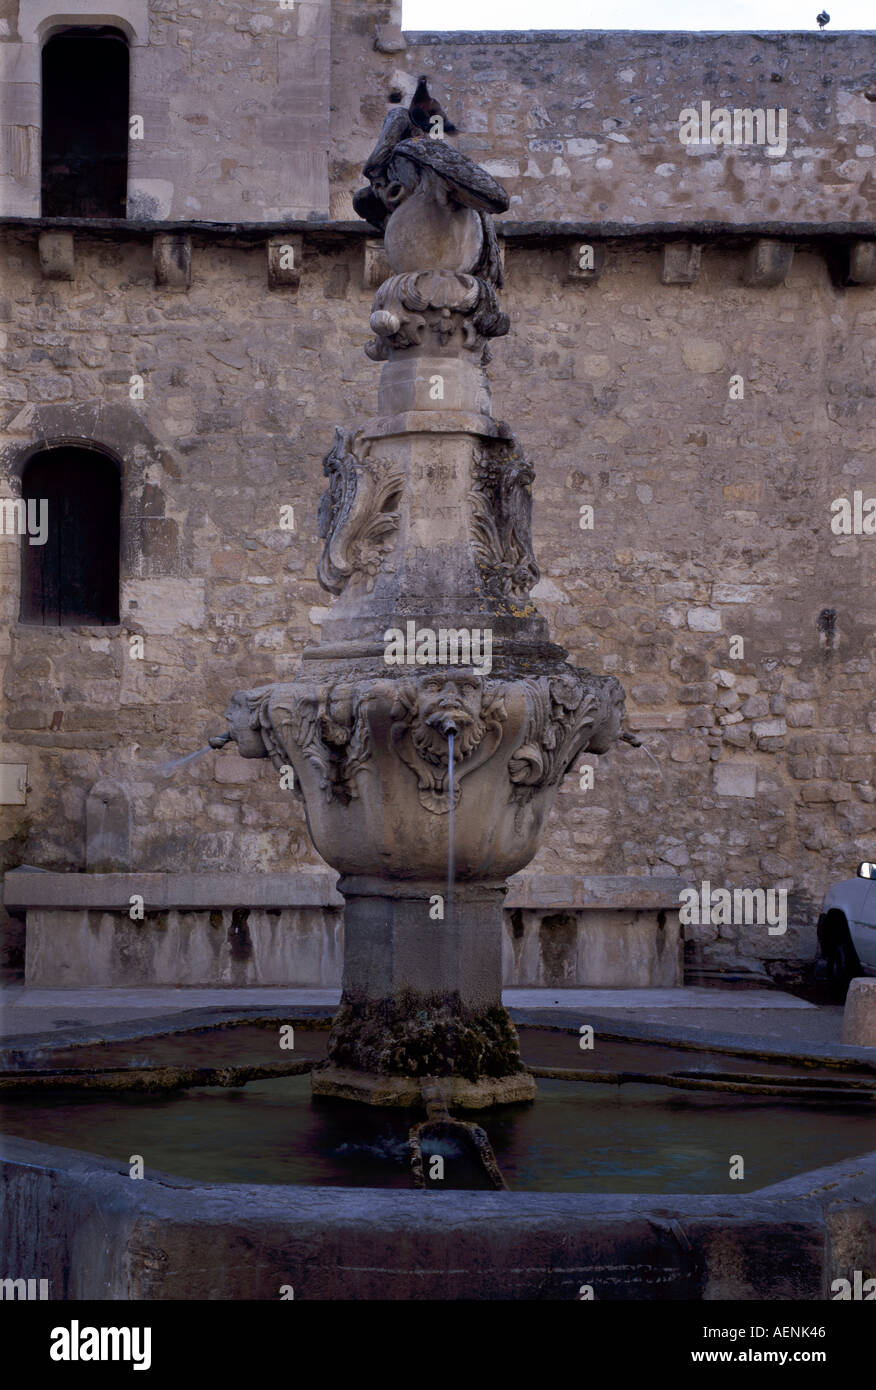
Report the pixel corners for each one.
[0,0,874,983]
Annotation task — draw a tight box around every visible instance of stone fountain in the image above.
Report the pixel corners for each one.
[221,110,626,1107]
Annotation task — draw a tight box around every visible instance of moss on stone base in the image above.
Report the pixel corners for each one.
[326,992,525,1082]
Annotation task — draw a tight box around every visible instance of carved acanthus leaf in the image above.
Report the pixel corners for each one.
[470,435,540,599]
[508,673,625,804]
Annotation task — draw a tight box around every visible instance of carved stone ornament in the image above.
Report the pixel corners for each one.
[316,427,404,595]
[508,672,625,804]
[389,672,508,812]
[365,270,509,363]
[470,434,540,599]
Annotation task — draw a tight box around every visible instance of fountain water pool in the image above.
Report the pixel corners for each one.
[3,1020,874,1193]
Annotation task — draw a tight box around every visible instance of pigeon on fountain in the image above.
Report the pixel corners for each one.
[352,107,508,286]
[409,76,458,134]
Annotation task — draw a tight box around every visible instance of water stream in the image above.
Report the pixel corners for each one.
[153,745,213,777]
[636,743,664,779]
[446,731,455,929]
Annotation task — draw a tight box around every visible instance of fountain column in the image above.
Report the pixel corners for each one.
[221,113,626,1106]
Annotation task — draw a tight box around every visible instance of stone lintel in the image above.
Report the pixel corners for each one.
[4,868,688,916]
[743,238,794,287]
[153,233,192,289]
[38,230,75,281]
[267,233,303,289]
[661,242,701,285]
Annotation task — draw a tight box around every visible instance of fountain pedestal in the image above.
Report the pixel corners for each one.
[221,112,626,1106]
[313,878,535,1106]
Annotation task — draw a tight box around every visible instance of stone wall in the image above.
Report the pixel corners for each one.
[330,12,875,226]
[1,2,874,977]
[1,0,333,219]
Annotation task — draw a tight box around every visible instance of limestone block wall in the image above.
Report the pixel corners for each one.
[330,13,876,227]
[0,5,874,977]
[1,225,873,978]
[0,0,332,219]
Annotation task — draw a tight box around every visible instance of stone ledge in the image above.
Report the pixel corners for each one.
[505,873,686,910]
[3,869,345,912]
[4,869,687,915]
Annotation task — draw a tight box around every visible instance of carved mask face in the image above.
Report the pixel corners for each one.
[416,674,487,761]
[588,682,625,754]
[225,690,268,759]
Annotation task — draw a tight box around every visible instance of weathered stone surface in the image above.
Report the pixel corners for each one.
[847,241,876,285]
[153,233,191,290]
[841,977,876,1046]
[2,1136,872,1299]
[661,242,701,285]
[37,230,74,281]
[743,238,794,287]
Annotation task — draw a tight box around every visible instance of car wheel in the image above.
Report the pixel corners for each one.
[822,913,860,999]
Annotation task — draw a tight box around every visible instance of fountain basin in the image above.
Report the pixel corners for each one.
[2,1132,873,1300]
[3,1017,873,1299]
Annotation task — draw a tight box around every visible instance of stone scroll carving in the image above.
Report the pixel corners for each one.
[470,435,540,600]
[316,427,404,596]
[228,668,624,817]
[508,673,626,805]
[365,270,509,363]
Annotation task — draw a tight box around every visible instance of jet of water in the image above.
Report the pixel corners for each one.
[446,731,455,930]
[152,745,213,777]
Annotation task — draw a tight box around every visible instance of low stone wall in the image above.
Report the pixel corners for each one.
[2,1135,872,1300]
[4,870,685,989]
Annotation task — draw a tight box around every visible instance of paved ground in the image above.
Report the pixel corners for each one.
[0,983,846,1048]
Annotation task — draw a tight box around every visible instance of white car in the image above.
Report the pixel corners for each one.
[816,861,876,995]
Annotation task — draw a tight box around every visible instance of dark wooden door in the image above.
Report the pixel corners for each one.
[20,448,120,626]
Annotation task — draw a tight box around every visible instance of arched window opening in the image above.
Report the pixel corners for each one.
[41,27,130,218]
[20,447,121,626]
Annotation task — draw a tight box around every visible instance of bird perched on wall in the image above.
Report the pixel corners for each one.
[409,76,458,135]
[816,10,830,26]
